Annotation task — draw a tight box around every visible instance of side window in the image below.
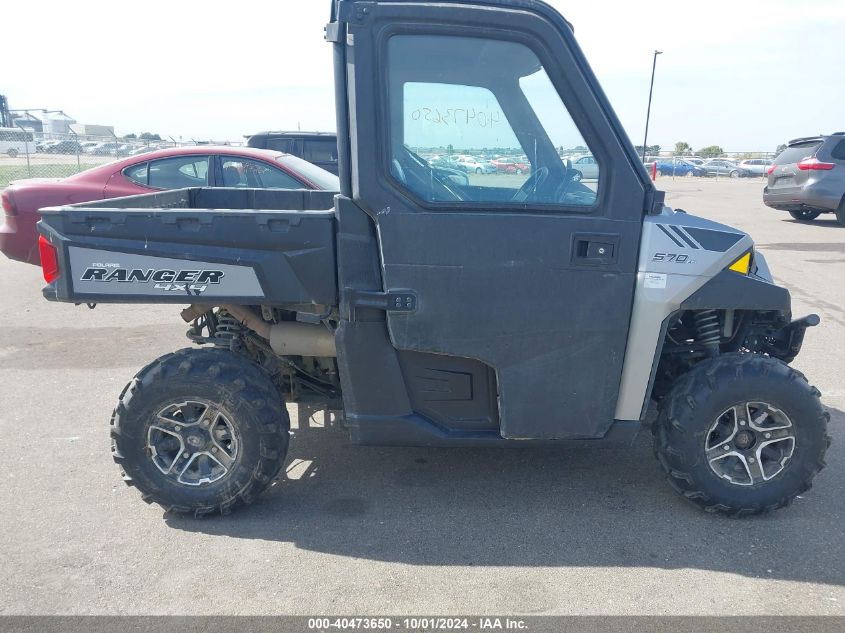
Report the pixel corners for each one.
[124,162,149,185]
[266,138,297,154]
[220,157,304,189]
[148,156,209,189]
[831,140,845,161]
[303,139,338,163]
[387,35,598,207]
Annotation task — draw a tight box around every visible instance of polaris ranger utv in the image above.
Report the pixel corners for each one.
[37,0,828,517]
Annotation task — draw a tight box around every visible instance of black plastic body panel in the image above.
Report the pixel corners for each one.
[398,350,499,432]
[680,270,791,314]
[38,187,338,306]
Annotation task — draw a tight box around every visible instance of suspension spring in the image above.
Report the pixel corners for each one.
[214,310,243,344]
[694,309,721,354]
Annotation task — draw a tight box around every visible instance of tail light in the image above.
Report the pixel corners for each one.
[797,157,835,171]
[38,235,60,283]
[1,190,16,216]
[767,164,777,175]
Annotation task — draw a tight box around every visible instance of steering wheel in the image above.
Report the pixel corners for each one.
[552,166,583,202]
[511,166,549,203]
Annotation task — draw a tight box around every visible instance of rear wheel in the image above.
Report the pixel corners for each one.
[657,169,666,177]
[653,353,829,515]
[789,209,821,222]
[730,170,741,178]
[475,167,482,174]
[7,149,18,158]
[111,348,290,516]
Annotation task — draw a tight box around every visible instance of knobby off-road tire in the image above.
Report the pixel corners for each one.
[111,348,290,516]
[653,353,830,516]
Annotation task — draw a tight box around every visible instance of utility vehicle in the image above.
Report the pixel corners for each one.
[37,0,829,517]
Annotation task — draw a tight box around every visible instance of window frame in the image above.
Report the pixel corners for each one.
[379,26,609,215]
[124,155,211,190]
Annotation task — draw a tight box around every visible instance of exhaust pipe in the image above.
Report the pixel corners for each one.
[220,304,336,357]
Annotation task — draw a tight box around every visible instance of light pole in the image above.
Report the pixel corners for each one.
[642,50,663,163]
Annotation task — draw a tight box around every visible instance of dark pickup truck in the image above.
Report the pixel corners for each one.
[36,0,827,517]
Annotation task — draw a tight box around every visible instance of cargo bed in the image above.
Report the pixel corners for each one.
[38,187,337,306]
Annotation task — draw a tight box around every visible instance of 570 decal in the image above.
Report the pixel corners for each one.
[651,252,694,264]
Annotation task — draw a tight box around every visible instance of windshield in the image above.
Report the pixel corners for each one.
[276,155,339,191]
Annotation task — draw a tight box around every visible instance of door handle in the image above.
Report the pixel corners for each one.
[572,233,620,265]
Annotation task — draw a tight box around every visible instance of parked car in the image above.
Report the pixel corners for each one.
[88,142,130,156]
[570,154,600,180]
[1,146,339,265]
[654,158,704,177]
[701,159,751,178]
[492,157,531,174]
[458,157,497,174]
[738,158,774,176]
[46,140,83,155]
[36,140,60,153]
[685,157,705,166]
[763,133,845,224]
[247,131,338,175]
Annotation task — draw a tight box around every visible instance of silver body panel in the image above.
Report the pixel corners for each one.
[614,207,754,421]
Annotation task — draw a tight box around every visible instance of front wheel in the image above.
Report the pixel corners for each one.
[730,170,740,178]
[111,348,290,516]
[653,354,829,515]
[789,209,821,222]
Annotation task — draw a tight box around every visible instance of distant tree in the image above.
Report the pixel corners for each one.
[123,133,137,140]
[699,145,724,158]
[674,141,691,156]
[634,144,662,156]
[447,144,454,155]
[775,144,787,157]
[139,132,162,141]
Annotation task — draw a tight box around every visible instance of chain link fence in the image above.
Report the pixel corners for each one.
[0,132,241,188]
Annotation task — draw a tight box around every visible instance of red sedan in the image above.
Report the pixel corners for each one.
[491,157,531,175]
[1,146,339,265]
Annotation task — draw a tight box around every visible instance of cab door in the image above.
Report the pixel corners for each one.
[341,1,652,439]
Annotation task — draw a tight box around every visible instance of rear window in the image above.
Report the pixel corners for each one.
[831,140,845,161]
[775,141,823,165]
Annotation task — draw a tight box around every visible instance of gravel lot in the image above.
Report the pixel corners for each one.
[0,179,842,615]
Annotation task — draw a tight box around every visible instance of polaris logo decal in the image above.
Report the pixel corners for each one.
[81,267,224,293]
[68,246,265,298]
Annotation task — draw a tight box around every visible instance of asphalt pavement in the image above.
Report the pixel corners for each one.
[0,178,842,615]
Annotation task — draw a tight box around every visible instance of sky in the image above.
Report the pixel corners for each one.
[4,0,844,153]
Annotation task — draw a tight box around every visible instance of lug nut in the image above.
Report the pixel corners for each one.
[749,457,756,464]
[174,426,181,432]
[182,452,189,458]
[211,447,218,453]
[739,420,746,426]
[764,432,772,439]
[724,445,730,451]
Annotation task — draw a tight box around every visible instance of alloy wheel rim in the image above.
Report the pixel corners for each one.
[705,402,796,486]
[146,399,240,486]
